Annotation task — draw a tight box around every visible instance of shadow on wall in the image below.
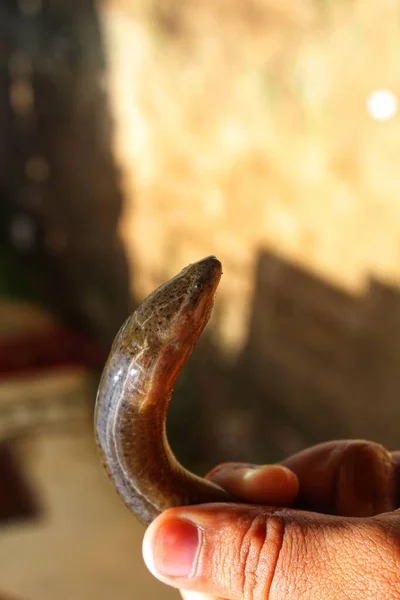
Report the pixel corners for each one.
[0,0,132,347]
[177,248,400,472]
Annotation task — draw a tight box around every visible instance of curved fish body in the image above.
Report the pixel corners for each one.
[95,256,233,525]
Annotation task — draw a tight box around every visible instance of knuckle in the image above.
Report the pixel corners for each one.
[270,515,325,598]
[235,512,285,600]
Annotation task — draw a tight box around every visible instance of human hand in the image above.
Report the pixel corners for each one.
[142,440,400,599]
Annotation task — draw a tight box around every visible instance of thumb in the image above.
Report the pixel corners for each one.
[143,504,400,599]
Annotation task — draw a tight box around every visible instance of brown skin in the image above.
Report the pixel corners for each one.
[143,440,400,600]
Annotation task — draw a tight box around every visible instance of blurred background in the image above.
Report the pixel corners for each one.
[1,0,400,598]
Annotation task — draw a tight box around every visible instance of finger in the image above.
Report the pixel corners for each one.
[206,463,299,506]
[143,504,400,600]
[281,440,396,516]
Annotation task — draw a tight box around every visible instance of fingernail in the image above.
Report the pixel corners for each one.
[242,464,292,481]
[241,466,261,480]
[210,464,258,483]
[151,518,201,578]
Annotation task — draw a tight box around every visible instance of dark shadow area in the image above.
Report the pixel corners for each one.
[0,444,40,525]
[0,0,132,348]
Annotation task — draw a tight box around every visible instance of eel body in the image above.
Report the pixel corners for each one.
[95,256,233,525]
